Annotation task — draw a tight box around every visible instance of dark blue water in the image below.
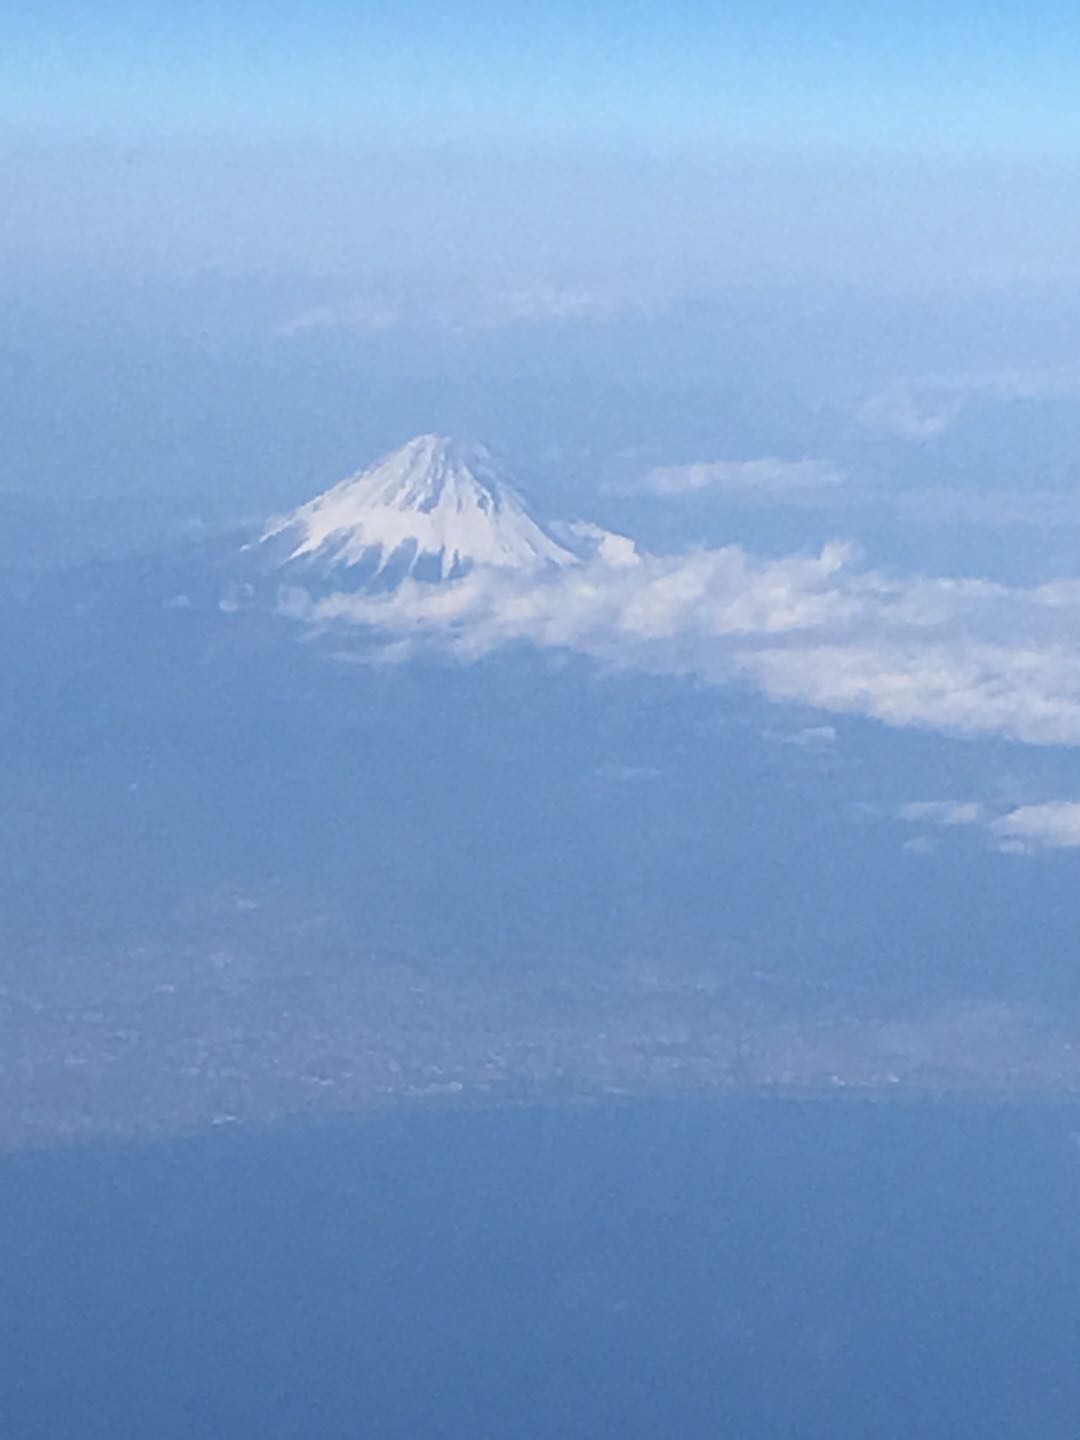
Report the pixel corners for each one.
[3,1100,1080,1439]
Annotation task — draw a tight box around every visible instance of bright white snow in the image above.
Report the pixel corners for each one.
[263,434,578,579]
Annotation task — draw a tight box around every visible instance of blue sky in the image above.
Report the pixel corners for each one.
[4,3,1080,293]
[4,0,1080,156]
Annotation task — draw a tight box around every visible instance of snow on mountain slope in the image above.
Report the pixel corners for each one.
[262,435,579,581]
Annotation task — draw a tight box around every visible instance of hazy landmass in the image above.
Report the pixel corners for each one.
[4,431,1080,1147]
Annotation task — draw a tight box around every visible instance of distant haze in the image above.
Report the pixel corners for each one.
[5,144,1080,294]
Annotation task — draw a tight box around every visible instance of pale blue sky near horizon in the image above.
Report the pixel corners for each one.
[5,1,1080,290]
[4,3,1080,304]
[3,0,1080,157]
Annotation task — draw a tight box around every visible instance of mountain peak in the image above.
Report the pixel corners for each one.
[263,434,577,581]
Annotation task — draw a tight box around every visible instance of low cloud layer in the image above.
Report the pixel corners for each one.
[285,531,1080,749]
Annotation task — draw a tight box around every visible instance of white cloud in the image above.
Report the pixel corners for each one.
[781,725,837,750]
[856,387,960,441]
[558,522,641,569]
[304,541,858,671]
[745,641,1080,746]
[282,287,661,337]
[902,835,939,855]
[895,796,1080,855]
[642,457,843,498]
[897,801,986,827]
[289,520,1080,749]
[990,802,1080,850]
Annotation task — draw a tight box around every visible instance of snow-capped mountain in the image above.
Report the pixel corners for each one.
[261,435,579,584]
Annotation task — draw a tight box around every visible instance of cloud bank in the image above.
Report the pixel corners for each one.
[284,532,1080,749]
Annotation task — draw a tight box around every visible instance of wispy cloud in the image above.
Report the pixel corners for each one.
[855,387,961,441]
[888,488,1080,531]
[896,796,1080,854]
[641,457,843,498]
[897,801,986,827]
[779,724,837,750]
[281,286,662,337]
[854,369,1080,442]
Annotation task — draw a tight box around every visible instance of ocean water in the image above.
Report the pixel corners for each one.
[2,1099,1079,1439]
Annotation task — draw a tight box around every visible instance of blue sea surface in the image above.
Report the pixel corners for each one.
[2,1099,1079,1438]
